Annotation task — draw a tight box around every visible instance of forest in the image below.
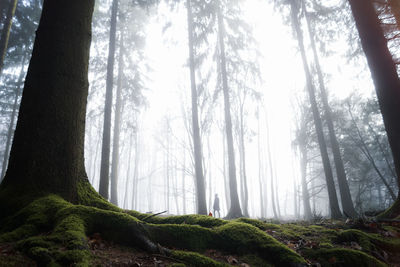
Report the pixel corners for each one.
[0,0,400,266]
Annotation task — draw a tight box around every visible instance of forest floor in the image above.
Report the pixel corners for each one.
[1,214,400,267]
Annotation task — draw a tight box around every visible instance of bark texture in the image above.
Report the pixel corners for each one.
[0,0,95,202]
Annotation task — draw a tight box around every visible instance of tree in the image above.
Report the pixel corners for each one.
[99,0,119,200]
[304,2,357,218]
[0,0,17,75]
[0,0,96,206]
[347,0,400,218]
[217,1,242,218]
[186,0,207,215]
[110,33,124,206]
[289,0,342,219]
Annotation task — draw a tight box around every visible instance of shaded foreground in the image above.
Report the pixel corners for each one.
[0,192,399,266]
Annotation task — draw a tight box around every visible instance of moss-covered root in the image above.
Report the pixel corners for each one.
[0,195,166,266]
[148,222,307,266]
[171,251,229,267]
[336,229,400,254]
[302,248,386,267]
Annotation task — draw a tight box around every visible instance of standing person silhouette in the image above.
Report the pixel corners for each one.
[213,194,220,218]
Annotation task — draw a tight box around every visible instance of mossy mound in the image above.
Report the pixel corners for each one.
[302,247,386,267]
[0,194,304,266]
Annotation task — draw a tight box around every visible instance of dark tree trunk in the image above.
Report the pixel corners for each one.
[99,0,119,200]
[110,34,124,206]
[0,0,95,205]
[1,52,27,181]
[217,3,242,218]
[289,0,342,219]
[348,0,400,218]
[186,0,207,215]
[304,4,357,218]
[0,0,17,76]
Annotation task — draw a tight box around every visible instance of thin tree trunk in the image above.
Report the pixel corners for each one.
[0,0,17,76]
[110,34,124,206]
[99,0,119,200]
[1,52,26,181]
[289,0,342,219]
[186,0,207,215]
[304,4,357,218]
[217,3,242,218]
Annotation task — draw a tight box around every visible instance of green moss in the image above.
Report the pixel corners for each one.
[171,250,228,267]
[302,248,386,267]
[147,223,217,251]
[169,263,186,267]
[235,218,281,231]
[336,229,400,252]
[127,211,227,228]
[215,222,306,265]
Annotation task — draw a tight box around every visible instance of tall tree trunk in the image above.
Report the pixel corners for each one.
[348,0,400,219]
[289,0,342,219]
[217,3,242,219]
[110,34,124,206]
[0,0,17,76]
[304,4,357,218]
[0,0,95,205]
[1,52,27,181]
[99,0,119,200]
[186,0,207,215]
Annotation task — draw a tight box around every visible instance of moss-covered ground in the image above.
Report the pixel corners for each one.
[0,193,399,266]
